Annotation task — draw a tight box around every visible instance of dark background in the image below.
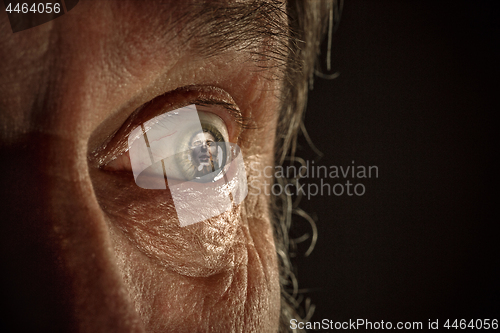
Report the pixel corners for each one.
[292,0,499,327]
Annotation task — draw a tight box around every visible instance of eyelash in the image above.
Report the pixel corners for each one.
[89,85,254,174]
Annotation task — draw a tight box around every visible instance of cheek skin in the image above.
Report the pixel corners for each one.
[98,97,281,333]
[108,188,280,333]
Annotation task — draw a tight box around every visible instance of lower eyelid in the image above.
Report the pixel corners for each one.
[99,140,247,228]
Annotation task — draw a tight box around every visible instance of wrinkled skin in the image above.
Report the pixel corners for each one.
[0,1,284,332]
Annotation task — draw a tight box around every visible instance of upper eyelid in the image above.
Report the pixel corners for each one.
[128,103,238,148]
[129,105,226,149]
[91,87,254,169]
[131,100,250,144]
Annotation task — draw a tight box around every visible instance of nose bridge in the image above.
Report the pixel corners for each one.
[0,134,143,332]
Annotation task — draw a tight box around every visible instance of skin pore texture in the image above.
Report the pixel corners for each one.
[0,1,290,332]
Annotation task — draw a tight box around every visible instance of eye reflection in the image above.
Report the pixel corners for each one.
[191,130,217,171]
[185,128,227,181]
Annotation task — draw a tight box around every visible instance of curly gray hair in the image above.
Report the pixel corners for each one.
[275,1,343,332]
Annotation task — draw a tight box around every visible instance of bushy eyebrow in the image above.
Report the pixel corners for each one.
[168,0,293,76]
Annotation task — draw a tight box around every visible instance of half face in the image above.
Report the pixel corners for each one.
[0,0,288,332]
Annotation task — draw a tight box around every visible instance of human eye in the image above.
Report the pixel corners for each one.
[93,87,249,227]
[123,105,231,186]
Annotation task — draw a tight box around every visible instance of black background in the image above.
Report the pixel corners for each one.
[292,0,499,327]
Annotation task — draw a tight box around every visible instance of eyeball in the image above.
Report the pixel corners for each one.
[126,104,248,227]
[127,104,231,187]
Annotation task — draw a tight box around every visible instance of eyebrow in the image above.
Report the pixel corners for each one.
[167,0,292,75]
